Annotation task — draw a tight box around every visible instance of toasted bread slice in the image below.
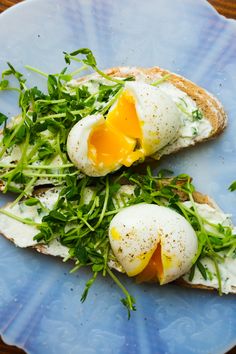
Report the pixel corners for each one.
[0,66,227,191]
[0,184,235,294]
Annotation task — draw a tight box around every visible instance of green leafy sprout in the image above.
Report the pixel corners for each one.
[229,181,236,192]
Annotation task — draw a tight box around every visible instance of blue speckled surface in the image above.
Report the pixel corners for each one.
[0,0,236,353]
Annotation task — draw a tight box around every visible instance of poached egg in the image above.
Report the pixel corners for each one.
[108,203,198,284]
[67,82,181,176]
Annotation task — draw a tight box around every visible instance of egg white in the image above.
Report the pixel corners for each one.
[121,82,181,154]
[67,114,123,176]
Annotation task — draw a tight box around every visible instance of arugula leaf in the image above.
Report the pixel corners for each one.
[0,112,8,125]
[229,181,236,192]
[81,272,98,303]
[0,79,9,90]
[188,264,195,282]
[64,48,124,84]
[74,246,88,264]
[15,124,27,144]
[196,260,207,280]
[46,210,67,222]
[64,47,97,68]
[2,62,26,90]
[11,171,28,184]
[38,142,55,160]
[47,74,59,97]
[24,197,40,206]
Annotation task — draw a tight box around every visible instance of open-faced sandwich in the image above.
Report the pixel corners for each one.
[0,169,235,316]
[0,48,226,192]
[0,48,233,316]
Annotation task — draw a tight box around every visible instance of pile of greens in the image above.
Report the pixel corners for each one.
[0,49,129,200]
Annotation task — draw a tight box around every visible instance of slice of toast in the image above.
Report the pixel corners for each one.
[0,66,227,191]
[0,184,235,294]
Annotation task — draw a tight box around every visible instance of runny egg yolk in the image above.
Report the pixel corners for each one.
[136,243,163,283]
[88,90,144,168]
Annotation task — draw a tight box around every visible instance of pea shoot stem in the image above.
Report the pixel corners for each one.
[69,64,88,77]
[25,65,48,77]
[0,208,40,227]
[107,267,136,318]
[94,177,109,229]
[152,74,170,86]
[11,176,38,207]
[0,163,74,169]
[23,171,79,178]
[0,119,24,159]
[37,109,84,122]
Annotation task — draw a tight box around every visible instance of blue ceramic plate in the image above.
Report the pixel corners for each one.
[0,1,236,353]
